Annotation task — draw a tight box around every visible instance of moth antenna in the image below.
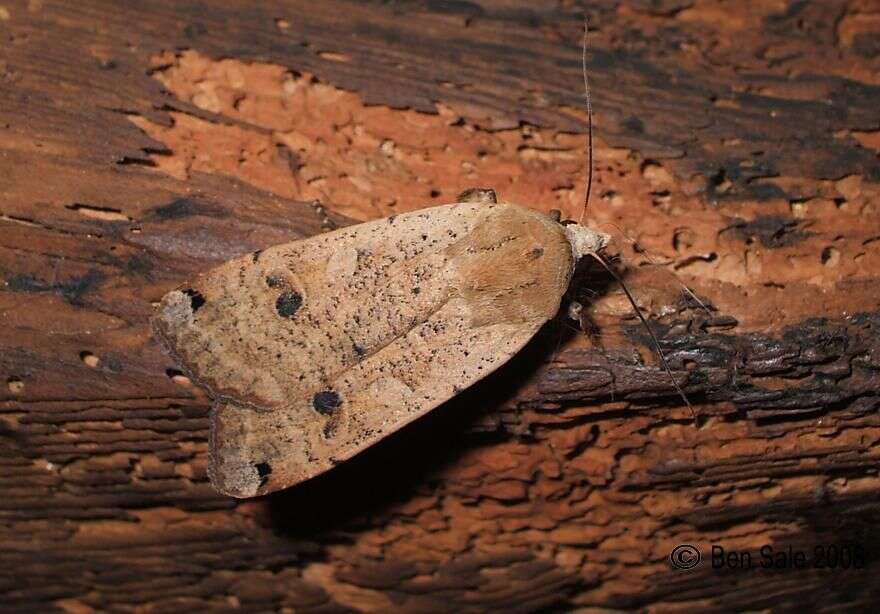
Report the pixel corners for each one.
[578,14,593,225]
[594,220,713,316]
[588,252,696,420]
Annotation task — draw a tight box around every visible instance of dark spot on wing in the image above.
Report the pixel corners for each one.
[276,291,303,318]
[254,462,272,488]
[313,390,341,415]
[182,288,206,312]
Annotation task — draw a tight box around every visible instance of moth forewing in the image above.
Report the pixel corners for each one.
[153,201,609,497]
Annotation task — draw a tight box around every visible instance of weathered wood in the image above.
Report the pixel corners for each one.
[2,0,880,611]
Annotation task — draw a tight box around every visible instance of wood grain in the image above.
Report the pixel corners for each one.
[2,1,880,610]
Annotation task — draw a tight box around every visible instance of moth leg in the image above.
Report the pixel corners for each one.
[568,300,606,350]
[309,199,338,232]
[548,209,562,223]
[456,187,497,204]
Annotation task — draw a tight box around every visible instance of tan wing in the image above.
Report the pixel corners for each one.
[153,202,575,497]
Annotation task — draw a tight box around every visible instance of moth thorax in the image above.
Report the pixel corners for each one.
[564,224,610,261]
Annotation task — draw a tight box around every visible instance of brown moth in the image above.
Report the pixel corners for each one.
[152,190,609,497]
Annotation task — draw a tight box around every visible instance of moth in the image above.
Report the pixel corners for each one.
[152,189,610,497]
[152,20,685,498]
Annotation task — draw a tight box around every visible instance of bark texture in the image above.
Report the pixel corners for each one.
[2,1,880,611]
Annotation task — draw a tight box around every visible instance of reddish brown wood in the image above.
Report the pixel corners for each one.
[2,1,880,611]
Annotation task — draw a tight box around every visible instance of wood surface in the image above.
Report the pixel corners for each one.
[2,1,880,611]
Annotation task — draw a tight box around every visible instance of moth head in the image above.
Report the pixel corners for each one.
[567,299,584,323]
[563,223,610,262]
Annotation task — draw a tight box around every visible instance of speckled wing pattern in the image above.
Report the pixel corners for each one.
[153,202,577,497]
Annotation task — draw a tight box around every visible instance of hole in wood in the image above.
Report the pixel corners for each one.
[7,377,24,394]
[165,368,192,386]
[80,351,100,368]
